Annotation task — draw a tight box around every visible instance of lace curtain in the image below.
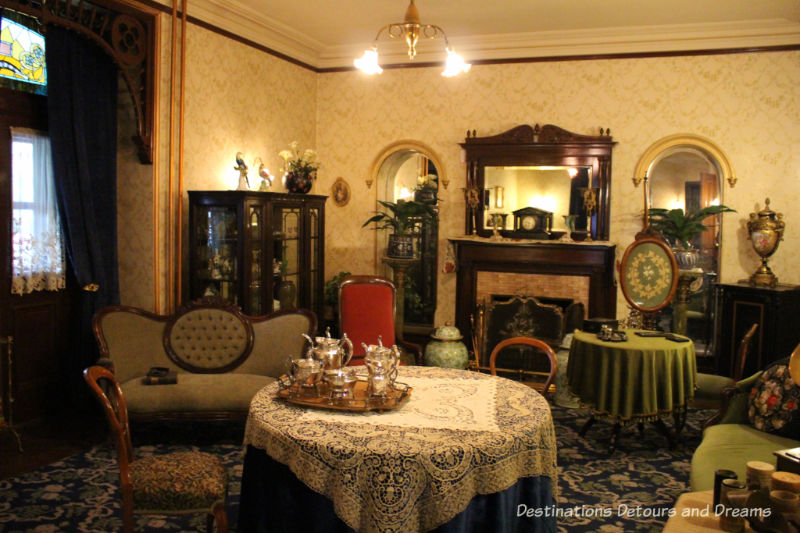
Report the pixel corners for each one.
[10,127,65,295]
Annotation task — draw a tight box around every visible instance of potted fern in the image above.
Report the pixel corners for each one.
[363,199,437,259]
[647,204,736,268]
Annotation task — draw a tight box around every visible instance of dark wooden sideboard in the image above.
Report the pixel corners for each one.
[451,238,617,343]
[715,282,800,378]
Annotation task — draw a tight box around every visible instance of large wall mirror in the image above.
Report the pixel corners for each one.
[461,124,615,240]
[633,133,737,359]
[370,141,444,331]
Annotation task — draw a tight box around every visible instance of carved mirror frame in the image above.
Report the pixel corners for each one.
[461,124,616,240]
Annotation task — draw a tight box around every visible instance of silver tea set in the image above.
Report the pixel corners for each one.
[279,329,404,405]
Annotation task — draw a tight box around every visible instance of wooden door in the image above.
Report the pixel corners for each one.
[0,88,73,422]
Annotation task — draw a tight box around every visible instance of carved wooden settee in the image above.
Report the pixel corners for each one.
[93,297,316,422]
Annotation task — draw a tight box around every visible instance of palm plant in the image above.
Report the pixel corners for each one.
[362,199,437,235]
[647,204,736,249]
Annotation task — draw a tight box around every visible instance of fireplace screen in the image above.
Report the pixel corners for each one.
[477,295,584,376]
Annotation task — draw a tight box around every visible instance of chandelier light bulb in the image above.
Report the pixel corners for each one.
[354,48,383,74]
[354,0,469,76]
[442,49,471,77]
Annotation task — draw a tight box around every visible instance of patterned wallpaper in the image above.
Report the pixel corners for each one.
[315,51,800,324]
[117,17,317,311]
[116,21,800,325]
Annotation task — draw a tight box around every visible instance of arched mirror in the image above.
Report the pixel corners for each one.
[370,142,444,331]
[634,134,736,359]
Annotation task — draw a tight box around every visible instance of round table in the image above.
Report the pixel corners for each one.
[566,329,697,451]
[239,366,558,533]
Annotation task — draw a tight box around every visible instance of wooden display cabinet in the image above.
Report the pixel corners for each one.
[187,191,325,321]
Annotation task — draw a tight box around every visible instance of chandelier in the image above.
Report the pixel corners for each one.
[354,0,471,77]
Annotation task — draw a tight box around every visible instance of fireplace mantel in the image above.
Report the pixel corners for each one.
[450,237,617,341]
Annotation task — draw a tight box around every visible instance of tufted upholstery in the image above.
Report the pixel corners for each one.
[166,308,252,370]
[93,297,316,422]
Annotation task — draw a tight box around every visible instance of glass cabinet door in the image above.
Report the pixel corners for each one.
[273,205,301,310]
[193,205,238,304]
[246,204,264,314]
[308,206,321,314]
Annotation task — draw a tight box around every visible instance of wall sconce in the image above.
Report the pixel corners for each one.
[494,186,504,209]
[234,152,249,190]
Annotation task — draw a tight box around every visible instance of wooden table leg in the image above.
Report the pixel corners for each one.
[673,409,687,438]
[652,418,676,449]
[608,423,622,454]
[579,415,596,437]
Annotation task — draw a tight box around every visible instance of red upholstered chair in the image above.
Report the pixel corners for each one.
[338,275,422,365]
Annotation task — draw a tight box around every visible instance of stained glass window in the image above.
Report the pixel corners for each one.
[0,14,46,95]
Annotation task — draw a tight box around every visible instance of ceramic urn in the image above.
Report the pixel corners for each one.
[424,323,469,369]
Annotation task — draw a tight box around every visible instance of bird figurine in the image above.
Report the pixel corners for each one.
[234,152,250,190]
[258,163,272,191]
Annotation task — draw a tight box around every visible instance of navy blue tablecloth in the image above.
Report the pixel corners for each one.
[238,445,556,533]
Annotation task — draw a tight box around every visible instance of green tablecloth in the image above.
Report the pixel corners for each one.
[566,329,697,422]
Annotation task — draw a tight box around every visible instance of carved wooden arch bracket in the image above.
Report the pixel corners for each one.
[5,0,157,163]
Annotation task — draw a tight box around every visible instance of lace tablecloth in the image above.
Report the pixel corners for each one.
[243,366,558,533]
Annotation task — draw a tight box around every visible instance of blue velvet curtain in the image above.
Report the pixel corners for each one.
[45,27,120,406]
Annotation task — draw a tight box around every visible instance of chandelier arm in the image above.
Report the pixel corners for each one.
[421,24,447,42]
[373,24,395,42]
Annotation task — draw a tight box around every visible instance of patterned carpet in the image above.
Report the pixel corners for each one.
[0,405,711,532]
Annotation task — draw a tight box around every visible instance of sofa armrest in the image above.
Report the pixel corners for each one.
[706,371,762,427]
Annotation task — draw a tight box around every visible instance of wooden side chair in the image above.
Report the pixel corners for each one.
[83,366,229,533]
[338,275,422,365]
[489,337,558,398]
[694,323,759,417]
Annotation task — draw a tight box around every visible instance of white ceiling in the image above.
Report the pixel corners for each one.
[172,0,800,69]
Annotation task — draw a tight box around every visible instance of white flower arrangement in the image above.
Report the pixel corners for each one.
[278,141,319,177]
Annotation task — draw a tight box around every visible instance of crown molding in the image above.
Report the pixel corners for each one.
[318,19,800,69]
[168,1,800,70]
[181,0,323,66]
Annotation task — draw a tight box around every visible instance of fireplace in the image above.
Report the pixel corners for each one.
[451,237,617,348]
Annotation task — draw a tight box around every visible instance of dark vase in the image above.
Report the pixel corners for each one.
[387,234,415,259]
[285,171,314,194]
[277,280,296,309]
[414,187,437,204]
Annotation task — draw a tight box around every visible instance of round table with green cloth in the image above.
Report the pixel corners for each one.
[566,329,697,449]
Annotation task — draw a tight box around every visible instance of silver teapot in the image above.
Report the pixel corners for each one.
[303,327,354,370]
[287,350,323,391]
[363,336,400,398]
